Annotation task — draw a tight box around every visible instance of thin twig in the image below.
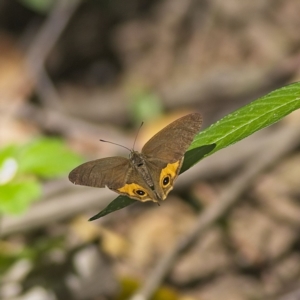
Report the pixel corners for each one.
[26,0,81,80]
[25,0,82,107]
[129,122,300,300]
[36,66,63,108]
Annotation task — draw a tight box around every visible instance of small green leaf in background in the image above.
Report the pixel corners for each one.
[0,180,41,214]
[19,0,55,13]
[18,137,83,178]
[0,137,83,215]
[89,81,300,220]
[0,145,17,165]
[129,90,163,125]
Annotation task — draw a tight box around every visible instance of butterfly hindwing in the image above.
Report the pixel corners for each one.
[142,156,184,200]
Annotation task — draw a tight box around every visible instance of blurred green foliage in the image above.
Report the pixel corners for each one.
[0,235,65,277]
[129,90,163,125]
[19,0,55,13]
[0,137,82,215]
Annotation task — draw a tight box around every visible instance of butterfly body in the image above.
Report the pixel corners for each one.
[69,113,202,203]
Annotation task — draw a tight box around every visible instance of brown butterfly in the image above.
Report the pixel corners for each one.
[69,113,202,203]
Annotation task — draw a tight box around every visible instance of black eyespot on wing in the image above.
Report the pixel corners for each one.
[163,176,170,186]
[136,190,145,196]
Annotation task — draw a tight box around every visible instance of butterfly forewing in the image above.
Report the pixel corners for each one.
[142,113,202,162]
[69,157,131,189]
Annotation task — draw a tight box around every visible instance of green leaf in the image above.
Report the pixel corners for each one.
[0,145,17,165]
[180,144,216,173]
[89,82,300,220]
[89,196,136,221]
[18,137,83,178]
[0,179,41,214]
[189,81,300,159]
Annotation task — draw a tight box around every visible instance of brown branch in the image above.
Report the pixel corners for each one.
[129,122,300,300]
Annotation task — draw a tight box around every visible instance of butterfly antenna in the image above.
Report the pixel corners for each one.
[132,121,144,150]
[99,139,131,152]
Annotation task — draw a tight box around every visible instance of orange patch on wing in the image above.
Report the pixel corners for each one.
[159,160,181,187]
[117,183,150,201]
